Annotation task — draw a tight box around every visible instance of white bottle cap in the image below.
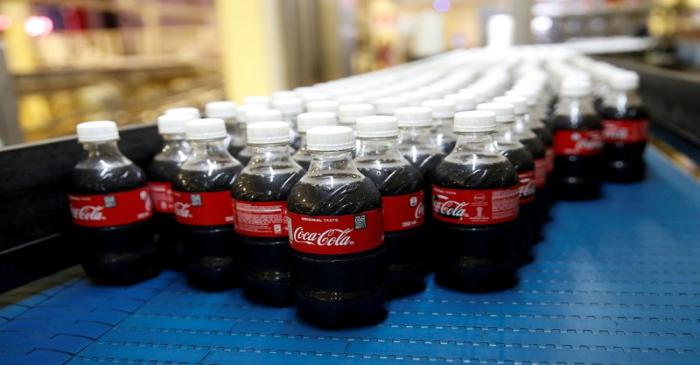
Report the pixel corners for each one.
[422,99,457,119]
[560,75,592,97]
[356,116,399,138]
[244,109,283,124]
[165,107,200,118]
[246,121,290,145]
[297,112,337,132]
[375,96,408,115]
[244,95,271,107]
[205,101,237,119]
[338,103,375,125]
[272,97,304,115]
[505,89,537,106]
[454,111,497,133]
[493,96,528,115]
[610,71,639,90]
[395,106,433,127]
[157,114,189,135]
[237,104,269,122]
[306,125,355,151]
[77,120,119,142]
[336,94,367,104]
[476,102,515,123]
[185,118,227,140]
[306,100,339,113]
[445,93,476,111]
[301,92,331,102]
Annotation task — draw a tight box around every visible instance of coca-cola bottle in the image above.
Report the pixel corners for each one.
[69,121,160,284]
[272,97,304,150]
[395,106,445,177]
[205,101,243,156]
[601,71,648,182]
[173,118,243,290]
[231,104,269,161]
[232,122,305,306]
[354,116,426,298]
[431,111,519,292]
[147,114,191,269]
[236,109,283,165]
[292,112,337,170]
[287,125,386,328]
[476,102,536,263]
[552,76,604,200]
[422,99,458,153]
[494,96,547,244]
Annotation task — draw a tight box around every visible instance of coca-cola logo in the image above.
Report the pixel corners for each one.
[414,201,425,219]
[174,202,192,218]
[438,200,468,218]
[572,132,603,151]
[71,206,105,221]
[293,227,355,246]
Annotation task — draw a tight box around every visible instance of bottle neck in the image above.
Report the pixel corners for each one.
[82,140,125,159]
[452,131,500,155]
[188,138,231,159]
[307,149,359,175]
[512,113,536,138]
[298,132,308,151]
[248,143,294,166]
[603,88,641,112]
[399,125,434,144]
[356,136,404,161]
[555,94,596,117]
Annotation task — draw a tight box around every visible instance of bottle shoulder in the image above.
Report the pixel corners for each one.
[71,163,146,194]
[432,159,518,190]
[288,175,381,216]
[231,165,305,201]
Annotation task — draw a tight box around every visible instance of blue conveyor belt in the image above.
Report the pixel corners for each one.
[1,147,699,365]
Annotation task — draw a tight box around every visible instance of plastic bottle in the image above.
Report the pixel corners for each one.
[287,126,386,328]
[355,116,426,297]
[147,114,191,269]
[205,101,242,155]
[173,118,243,290]
[422,99,458,154]
[601,71,648,182]
[431,111,519,292]
[232,121,305,305]
[230,104,268,159]
[68,121,160,284]
[292,112,337,170]
[236,109,284,165]
[272,97,304,150]
[551,76,604,200]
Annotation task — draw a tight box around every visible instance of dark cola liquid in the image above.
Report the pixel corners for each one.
[173,165,242,290]
[148,159,183,270]
[236,148,252,166]
[500,147,535,265]
[358,163,425,298]
[228,144,245,158]
[601,105,648,182]
[231,168,304,306]
[71,165,160,285]
[519,137,547,249]
[287,176,386,328]
[531,125,555,217]
[552,114,603,200]
[293,154,311,171]
[431,159,519,292]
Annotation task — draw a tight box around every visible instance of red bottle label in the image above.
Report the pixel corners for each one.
[232,199,288,237]
[148,181,174,213]
[287,208,384,255]
[173,190,234,226]
[68,187,153,227]
[545,148,555,173]
[382,191,425,232]
[534,158,546,188]
[602,119,648,143]
[518,170,536,204]
[432,185,519,225]
[553,130,604,156]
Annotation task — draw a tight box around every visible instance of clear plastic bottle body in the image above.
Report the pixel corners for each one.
[600,88,648,182]
[287,149,386,328]
[225,117,246,156]
[71,141,161,284]
[551,94,604,200]
[282,114,302,150]
[173,138,243,290]
[431,131,519,292]
[147,135,191,269]
[231,143,305,306]
[292,132,312,170]
[355,137,426,298]
[433,116,457,153]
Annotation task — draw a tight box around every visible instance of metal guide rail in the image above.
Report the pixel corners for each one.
[0,147,698,365]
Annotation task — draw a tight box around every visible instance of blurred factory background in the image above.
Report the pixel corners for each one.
[0,0,699,145]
